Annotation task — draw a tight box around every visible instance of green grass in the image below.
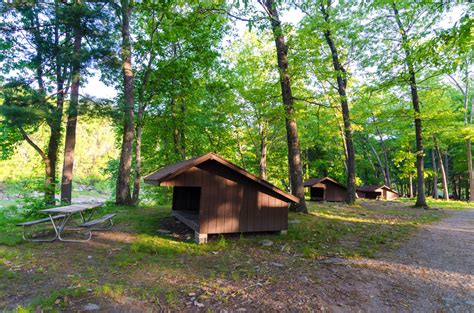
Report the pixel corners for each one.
[14,286,89,312]
[0,208,26,246]
[280,201,444,258]
[398,197,474,210]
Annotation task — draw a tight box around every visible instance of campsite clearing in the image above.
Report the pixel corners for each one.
[0,199,472,312]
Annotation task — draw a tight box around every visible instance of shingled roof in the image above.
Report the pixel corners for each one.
[303,177,346,189]
[357,185,398,194]
[144,152,299,203]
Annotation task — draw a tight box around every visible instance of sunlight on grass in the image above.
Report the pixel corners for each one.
[95,283,126,302]
[399,198,474,210]
[309,211,438,226]
[132,234,194,256]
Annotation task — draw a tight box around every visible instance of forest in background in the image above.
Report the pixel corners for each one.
[0,0,472,212]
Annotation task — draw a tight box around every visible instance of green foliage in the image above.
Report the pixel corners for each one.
[0,206,24,246]
[0,0,471,203]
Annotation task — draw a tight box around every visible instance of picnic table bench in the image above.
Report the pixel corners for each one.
[18,203,116,243]
[80,213,116,230]
[17,214,66,242]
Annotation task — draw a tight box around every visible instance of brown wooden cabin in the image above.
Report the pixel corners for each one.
[304,177,347,202]
[143,153,298,243]
[357,185,399,200]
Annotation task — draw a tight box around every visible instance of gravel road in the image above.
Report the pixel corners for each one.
[336,209,474,312]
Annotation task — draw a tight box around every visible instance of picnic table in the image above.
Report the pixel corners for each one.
[18,203,116,243]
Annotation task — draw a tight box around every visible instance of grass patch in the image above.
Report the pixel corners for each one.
[0,208,26,246]
[398,197,474,210]
[130,234,205,256]
[263,201,445,259]
[14,286,89,312]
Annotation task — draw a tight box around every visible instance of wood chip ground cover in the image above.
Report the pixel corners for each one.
[0,199,472,312]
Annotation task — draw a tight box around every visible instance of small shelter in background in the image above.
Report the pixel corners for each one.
[357,185,399,200]
[144,153,298,243]
[304,177,347,202]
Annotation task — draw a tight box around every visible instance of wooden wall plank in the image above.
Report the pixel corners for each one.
[208,174,218,234]
[265,194,271,231]
[255,191,261,232]
[223,179,233,233]
[233,183,243,232]
[199,170,210,234]
[261,193,267,231]
[216,176,226,234]
[246,187,255,232]
[239,184,248,233]
[269,196,275,231]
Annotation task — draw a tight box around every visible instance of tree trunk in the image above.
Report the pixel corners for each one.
[452,176,458,199]
[364,146,378,181]
[338,123,348,174]
[366,136,387,185]
[131,117,142,206]
[320,3,356,204]
[431,149,438,199]
[41,0,66,205]
[465,70,473,201]
[393,3,426,207]
[236,131,246,169]
[116,0,135,205]
[467,139,473,202]
[434,139,449,201]
[408,174,413,198]
[60,7,82,204]
[261,0,306,212]
[465,178,469,201]
[171,98,180,156]
[180,101,186,158]
[28,6,56,204]
[258,122,268,180]
[374,124,391,186]
[457,175,462,200]
[132,48,155,206]
[444,151,449,194]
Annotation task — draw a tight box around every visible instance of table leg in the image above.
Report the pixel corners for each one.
[79,207,97,223]
[54,213,92,243]
[22,220,58,242]
[48,214,61,242]
[86,207,97,222]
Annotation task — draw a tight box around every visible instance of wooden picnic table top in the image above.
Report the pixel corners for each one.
[39,203,103,214]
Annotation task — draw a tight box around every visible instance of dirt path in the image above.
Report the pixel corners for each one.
[327,209,474,312]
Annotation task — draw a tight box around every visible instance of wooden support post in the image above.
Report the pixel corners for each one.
[195,232,208,244]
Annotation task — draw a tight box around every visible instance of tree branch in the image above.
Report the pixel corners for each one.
[18,126,47,160]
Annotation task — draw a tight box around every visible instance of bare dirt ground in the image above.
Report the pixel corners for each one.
[315,208,474,312]
[1,205,473,312]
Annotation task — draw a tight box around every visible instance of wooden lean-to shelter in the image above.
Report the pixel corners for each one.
[304,177,347,202]
[357,185,399,200]
[144,153,298,243]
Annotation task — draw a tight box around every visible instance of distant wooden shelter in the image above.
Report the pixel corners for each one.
[304,177,347,202]
[144,153,298,243]
[357,185,399,200]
